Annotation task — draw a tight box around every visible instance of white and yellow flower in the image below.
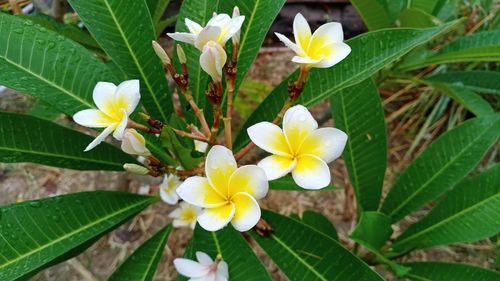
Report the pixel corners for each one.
[176,145,268,232]
[167,12,245,50]
[275,13,351,68]
[174,251,228,281]
[169,202,201,229]
[121,129,151,156]
[160,174,181,205]
[247,105,347,190]
[200,41,227,82]
[73,80,140,151]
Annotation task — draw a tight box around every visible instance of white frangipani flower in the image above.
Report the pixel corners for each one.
[275,13,351,68]
[73,80,140,151]
[200,41,227,82]
[167,12,245,50]
[169,202,201,229]
[194,140,209,153]
[177,145,268,232]
[121,129,151,156]
[247,105,347,190]
[174,251,228,281]
[160,174,181,205]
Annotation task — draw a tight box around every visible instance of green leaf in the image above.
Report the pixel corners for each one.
[109,225,172,281]
[67,0,172,121]
[410,0,440,14]
[391,164,500,253]
[404,262,500,281]
[399,30,500,71]
[28,99,62,121]
[380,114,500,222]
[146,0,170,25]
[269,176,338,191]
[301,210,338,241]
[0,191,157,281]
[430,83,493,117]
[350,0,393,30]
[219,0,286,92]
[234,21,460,150]
[180,226,271,281]
[0,112,136,171]
[250,210,384,281]
[0,13,115,116]
[425,71,500,95]
[330,79,387,211]
[398,8,440,28]
[350,212,393,251]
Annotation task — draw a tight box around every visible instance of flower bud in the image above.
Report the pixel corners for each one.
[123,163,149,175]
[121,129,151,156]
[152,40,170,65]
[199,41,227,82]
[232,7,241,45]
[176,44,187,64]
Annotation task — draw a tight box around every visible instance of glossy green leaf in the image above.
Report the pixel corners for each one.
[410,0,440,14]
[399,30,500,70]
[0,13,114,116]
[381,114,500,222]
[146,0,170,25]
[398,8,440,28]
[429,83,493,117]
[331,79,387,211]
[425,71,500,95]
[350,0,393,30]
[67,0,172,121]
[391,164,500,253]
[234,21,459,150]
[0,112,135,171]
[180,226,271,281]
[109,225,172,281]
[350,212,393,251]
[0,191,157,281]
[250,210,384,281]
[301,210,338,241]
[269,176,338,191]
[405,262,500,281]
[28,99,62,121]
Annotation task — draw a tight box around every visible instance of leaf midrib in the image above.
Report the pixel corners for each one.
[138,227,170,281]
[0,197,154,271]
[387,121,495,219]
[393,192,500,249]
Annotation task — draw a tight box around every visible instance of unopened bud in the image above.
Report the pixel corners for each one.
[152,40,170,65]
[138,112,150,121]
[212,12,217,17]
[123,163,150,175]
[232,7,241,45]
[176,44,187,64]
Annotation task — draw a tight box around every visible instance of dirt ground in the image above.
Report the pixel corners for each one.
[0,49,497,281]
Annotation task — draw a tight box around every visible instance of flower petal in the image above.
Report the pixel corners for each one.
[219,15,245,45]
[293,13,311,51]
[167,32,197,45]
[73,109,114,128]
[247,122,291,157]
[231,192,261,232]
[257,155,296,180]
[121,129,151,156]
[176,176,226,208]
[197,203,235,231]
[308,22,344,53]
[311,42,351,68]
[196,251,213,266]
[275,32,305,56]
[185,18,203,34]
[115,79,140,115]
[92,82,117,116]
[200,41,227,81]
[228,165,268,199]
[283,105,318,153]
[216,261,229,281]
[291,55,322,65]
[112,109,128,140]
[173,258,209,278]
[160,187,179,205]
[83,125,114,152]
[292,155,331,189]
[298,128,347,163]
[205,145,237,197]
[195,26,221,50]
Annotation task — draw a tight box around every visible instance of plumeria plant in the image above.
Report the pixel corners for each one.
[0,0,499,280]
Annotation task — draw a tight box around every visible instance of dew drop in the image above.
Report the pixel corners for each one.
[29,201,42,208]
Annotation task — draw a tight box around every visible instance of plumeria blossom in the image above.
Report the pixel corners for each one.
[169,202,201,229]
[167,12,245,50]
[160,174,181,205]
[177,145,268,232]
[121,129,151,156]
[73,80,140,151]
[247,105,348,190]
[174,251,228,281]
[275,13,351,68]
[200,41,227,81]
